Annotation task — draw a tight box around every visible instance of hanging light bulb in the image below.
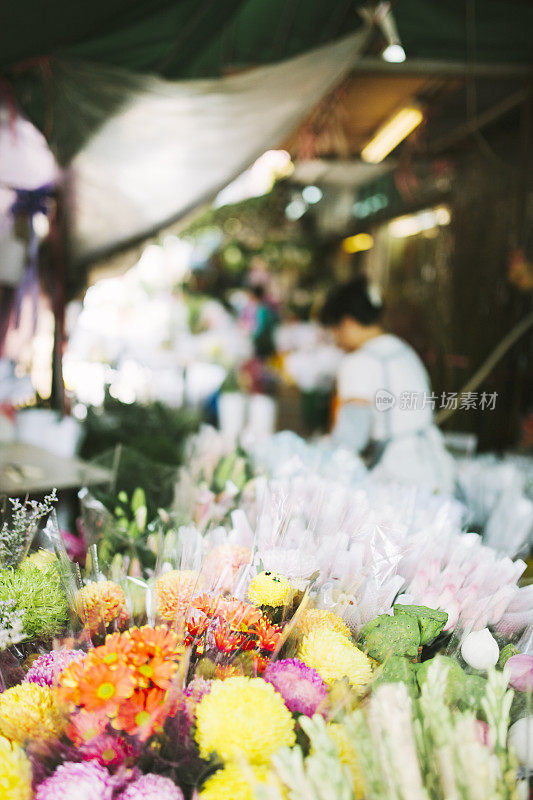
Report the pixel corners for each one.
[382,43,406,63]
[359,3,406,64]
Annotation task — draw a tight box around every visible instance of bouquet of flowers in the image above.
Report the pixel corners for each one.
[2,428,533,799]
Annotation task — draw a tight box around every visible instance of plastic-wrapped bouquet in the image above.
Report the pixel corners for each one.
[172,427,254,531]
[3,425,533,799]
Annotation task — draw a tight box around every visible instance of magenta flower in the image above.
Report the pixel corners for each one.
[119,774,184,800]
[26,649,85,687]
[507,654,533,692]
[61,521,87,564]
[263,658,328,716]
[80,733,138,767]
[35,761,114,800]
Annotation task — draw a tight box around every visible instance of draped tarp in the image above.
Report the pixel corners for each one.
[69,30,367,264]
[3,0,532,78]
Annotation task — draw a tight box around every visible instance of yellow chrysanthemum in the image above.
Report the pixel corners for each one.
[298,629,373,690]
[248,572,292,607]
[27,549,57,571]
[75,580,128,633]
[156,570,202,621]
[195,676,295,763]
[199,763,272,800]
[0,683,64,744]
[297,608,351,638]
[327,724,365,800]
[0,736,32,800]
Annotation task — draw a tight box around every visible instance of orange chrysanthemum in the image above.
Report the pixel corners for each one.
[126,625,183,661]
[156,570,202,621]
[75,581,129,634]
[193,593,224,617]
[221,599,263,631]
[193,595,262,630]
[95,631,134,665]
[113,686,176,740]
[60,626,186,742]
[250,654,270,674]
[60,657,135,715]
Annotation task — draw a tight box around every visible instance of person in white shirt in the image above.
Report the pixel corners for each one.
[319,276,455,493]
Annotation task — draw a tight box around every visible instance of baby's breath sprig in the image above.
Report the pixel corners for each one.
[0,489,57,568]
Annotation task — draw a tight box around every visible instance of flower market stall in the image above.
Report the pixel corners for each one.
[2,0,533,798]
[0,425,533,799]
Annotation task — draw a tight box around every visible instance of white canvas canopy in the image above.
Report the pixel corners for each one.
[71,30,367,263]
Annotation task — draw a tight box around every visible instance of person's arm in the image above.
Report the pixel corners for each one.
[332,400,372,452]
[332,352,380,452]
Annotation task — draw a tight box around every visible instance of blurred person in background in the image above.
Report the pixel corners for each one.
[319,276,454,493]
[250,284,278,359]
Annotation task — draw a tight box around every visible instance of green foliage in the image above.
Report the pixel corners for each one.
[360,610,421,661]
[79,393,200,466]
[498,643,519,669]
[393,604,448,646]
[360,605,448,663]
[211,450,251,494]
[417,655,466,704]
[0,559,68,642]
[89,445,182,524]
[373,656,419,697]
[459,673,488,716]
[94,486,157,573]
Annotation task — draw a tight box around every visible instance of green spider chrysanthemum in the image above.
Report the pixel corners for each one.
[0,560,68,642]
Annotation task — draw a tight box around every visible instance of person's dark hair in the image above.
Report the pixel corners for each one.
[250,284,265,300]
[319,276,383,327]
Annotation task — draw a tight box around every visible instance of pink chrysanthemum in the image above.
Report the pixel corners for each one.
[262,658,328,716]
[26,650,85,687]
[119,774,184,800]
[80,733,138,767]
[35,760,114,800]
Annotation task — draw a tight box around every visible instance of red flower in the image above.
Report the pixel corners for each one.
[186,613,210,641]
[213,622,245,653]
[253,619,282,652]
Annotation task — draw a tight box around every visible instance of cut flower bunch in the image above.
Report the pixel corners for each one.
[1,427,533,798]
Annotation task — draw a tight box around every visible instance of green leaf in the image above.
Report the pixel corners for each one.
[131,487,146,513]
[360,613,420,661]
[460,673,488,715]
[393,604,448,646]
[417,655,466,704]
[373,656,419,697]
[497,643,519,669]
[212,453,237,494]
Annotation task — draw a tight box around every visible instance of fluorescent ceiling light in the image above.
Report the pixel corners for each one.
[389,206,451,238]
[361,105,423,164]
[342,233,374,253]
